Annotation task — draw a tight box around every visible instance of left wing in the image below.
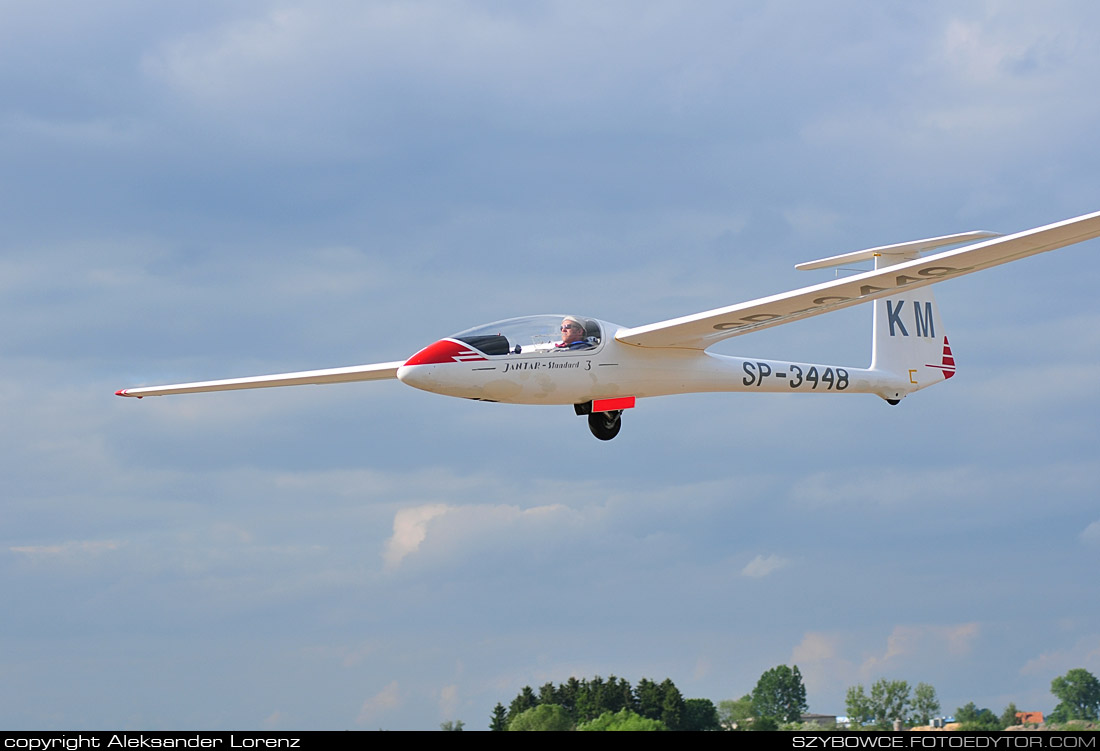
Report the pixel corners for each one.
[616,210,1100,350]
[116,361,403,398]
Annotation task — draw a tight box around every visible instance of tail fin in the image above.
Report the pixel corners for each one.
[796,230,981,400]
[868,251,955,399]
[870,290,954,395]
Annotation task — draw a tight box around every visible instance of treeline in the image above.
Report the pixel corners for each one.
[843,668,1100,731]
[476,665,1100,731]
[490,675,720,731]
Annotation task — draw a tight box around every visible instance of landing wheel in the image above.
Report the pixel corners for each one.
[886,398,901,406]
[588,410,621,441]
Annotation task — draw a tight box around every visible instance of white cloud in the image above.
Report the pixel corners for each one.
[789,463,1097,514]
[790,624,981,702]
[1020,637,1100,678]
[793,632,842,664]
[339,642,378,669]
[9,540,120,558]
[859,623,980,677]
[740,554,790,578]
[439,684,459,720]
[791,467,984,509]
[792,632,852,695]
[1081,520,1100,544]
[383,503,450,569]
[357,681,401,726]
[381,501,582,570]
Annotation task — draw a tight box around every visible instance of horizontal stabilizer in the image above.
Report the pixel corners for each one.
[117,361,403,398]
[795,231,1000,271]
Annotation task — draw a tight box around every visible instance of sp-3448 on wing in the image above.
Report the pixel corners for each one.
[117,211,1100,440]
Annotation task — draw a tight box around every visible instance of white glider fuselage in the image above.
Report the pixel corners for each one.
[396,321,910,405]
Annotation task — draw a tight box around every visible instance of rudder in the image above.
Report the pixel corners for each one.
[870,285,955,395]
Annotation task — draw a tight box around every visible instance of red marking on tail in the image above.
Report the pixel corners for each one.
[925,336,956,379]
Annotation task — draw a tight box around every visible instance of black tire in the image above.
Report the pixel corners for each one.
[588,410,622,440]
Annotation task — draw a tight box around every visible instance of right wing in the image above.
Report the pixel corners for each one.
[116,360,404,398]
[616,210,1100,350]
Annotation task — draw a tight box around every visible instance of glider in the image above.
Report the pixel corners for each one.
[118,210,1100,440]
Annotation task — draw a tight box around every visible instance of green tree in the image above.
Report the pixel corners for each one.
[659,678,685,731]
[538,682,558,706]
[845,685,874,728]
[870,679,909,728]
[584,675,607,721]
[439,719,464,731]
[605,675,635,715]
[752,716,778,731]
[780,720,835,731]
[507,685,537,723]
[558,677,582,718]
[955,702,1000,731]
[635,678,663,721]
[508,703,574,731]
[573,677,599,723]
[999,702,1019,729]
[577,708,666,731]
[489,703,508,731]
[682,698,721,731]
[1050,668,1100,723]
[717,694,754,730]
[751,665,808,723]
[909,682,940,726]
[846,679,910,729]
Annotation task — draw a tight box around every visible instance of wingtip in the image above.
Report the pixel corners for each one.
[116,389,140,398]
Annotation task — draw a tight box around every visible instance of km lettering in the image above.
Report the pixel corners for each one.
[886,300,935,337]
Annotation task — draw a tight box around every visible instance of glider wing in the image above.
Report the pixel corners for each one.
[116,361,404,398]
[616,210,1100,350]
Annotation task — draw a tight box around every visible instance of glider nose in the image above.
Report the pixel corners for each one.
[396,361,429,389]
[398,339,460,391]
[398,338,490,394]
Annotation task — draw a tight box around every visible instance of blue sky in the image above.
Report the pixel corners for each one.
[2,0,1099,730]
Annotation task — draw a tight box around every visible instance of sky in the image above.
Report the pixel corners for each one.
[2,0,1099,731]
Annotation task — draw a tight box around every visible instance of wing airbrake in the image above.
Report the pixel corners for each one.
[616,210,1100,350]
[116,361,403,398]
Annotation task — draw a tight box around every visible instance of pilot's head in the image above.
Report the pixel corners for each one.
[560,316,586,345]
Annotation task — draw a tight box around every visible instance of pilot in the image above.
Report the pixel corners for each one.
[556,316,596,350]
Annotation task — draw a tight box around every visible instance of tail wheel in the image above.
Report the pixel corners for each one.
[588,410,621,440]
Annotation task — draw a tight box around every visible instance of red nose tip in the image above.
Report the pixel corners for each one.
[403,339,488,366]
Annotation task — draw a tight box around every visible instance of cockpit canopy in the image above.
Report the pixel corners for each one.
[451,315,602,356]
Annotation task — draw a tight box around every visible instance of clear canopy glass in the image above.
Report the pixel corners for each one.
[450,315,602,355]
